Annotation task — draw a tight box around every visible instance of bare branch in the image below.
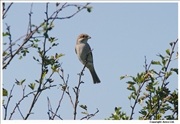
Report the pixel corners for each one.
[50,3,90,20]
[9,84,56,120]
[17,105,24,119]
[51,68,68,120]
[3,2,13,19]
[80,108,99,120]
[73,49,92,120]
[27,3,33,34]
[3,84,15,120]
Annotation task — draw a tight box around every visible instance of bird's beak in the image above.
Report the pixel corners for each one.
[88,36,91,39]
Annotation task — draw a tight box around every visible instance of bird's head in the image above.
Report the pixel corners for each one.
[77,34,91,43]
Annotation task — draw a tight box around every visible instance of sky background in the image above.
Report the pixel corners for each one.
[2,2,178,120]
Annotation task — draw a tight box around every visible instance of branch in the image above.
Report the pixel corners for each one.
[47,97,53,120]
[5,24,13,58]
[129,57,151,120]
[26,3,33,34]
[73,49,92,120]
[3,3,90,69]
[3,84,15,120]
[80,108,99,120]
[51,68,69,120]
[9,84,56,120]
[50,3,90,20]
[17,105,24,119]
[161,38,178,87]
[3,2,13,19]
[3,22,43,69]
[66,86,75,109]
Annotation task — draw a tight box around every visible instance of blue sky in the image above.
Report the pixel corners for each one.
[2,2,178,120]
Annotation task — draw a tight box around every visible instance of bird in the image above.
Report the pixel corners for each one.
[75,33,100,84]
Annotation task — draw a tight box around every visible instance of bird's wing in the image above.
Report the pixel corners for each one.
[86,43,93,63]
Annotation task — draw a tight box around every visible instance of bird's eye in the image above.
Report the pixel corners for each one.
[82,35,85,38]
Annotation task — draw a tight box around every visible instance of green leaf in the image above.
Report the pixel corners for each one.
[31,24,36,27]
[120,76,125,80]
[15,79,26,85]
[19,55,22,60]
[3,51,8,56]
[61,85,67,91]
[157,54,164,60]
[162,59,168,66]
[151,61,161,65]
[44,32,49,38]
[35,80,39,83]
[166,49,170,56]
[55,53,65,59]
[42,70,47,80]
[56,3,60,7]
[156,113,162,120]
[3,32,10,36]
[49,37,56,43]
[3,88,8,96]
[131,85,136,92]
[126,81,135,85]
[2,99,5,104]
[87,6,92,12]
[34,39,40,42]
[81,112,88,114]
[170,68,178,74]
[80,105,87,111]
[164,71,172,79]
[28,83,36,90]
[52,43,59,47]
[169,42,173,47]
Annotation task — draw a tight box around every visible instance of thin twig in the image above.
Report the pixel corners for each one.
[9,85,56,120]
[5,24,13,58]
[51,68,68,120]
[3,84,15,120]
[17,105,24,119]
[80,108,99,120]
[3,3,90,69]
[161,39,178,87]
[47,97,53,120]
[73,49,92,120]
[3,2,13,19]
[27,3,33,35]
[50,3,90,20]
[66,86,75,109]
[129,58,150,120]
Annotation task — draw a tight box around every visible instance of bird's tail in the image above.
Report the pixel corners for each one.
[89,68,100,84]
